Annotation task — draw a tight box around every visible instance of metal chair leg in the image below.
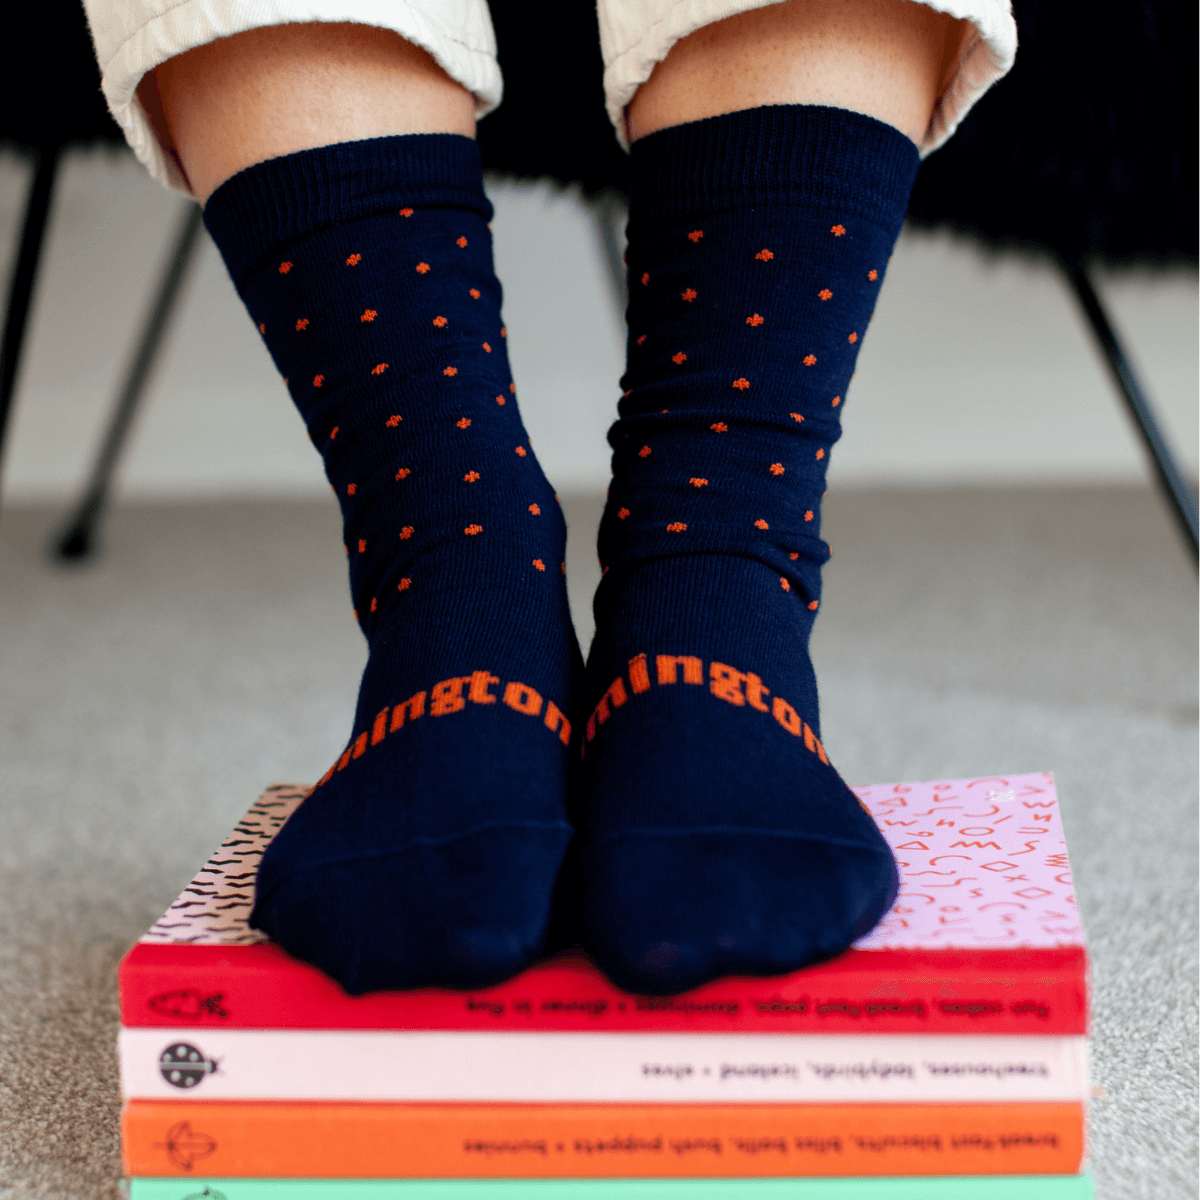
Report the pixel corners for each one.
[1061,256,1199,563]
[590,190,629,322]
[53,201,205,562]
[0,143,63,508]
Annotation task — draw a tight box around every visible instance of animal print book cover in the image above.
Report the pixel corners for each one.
[120,774,1088,1033]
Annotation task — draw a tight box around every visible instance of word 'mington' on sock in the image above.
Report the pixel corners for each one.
[576,106,920,993]
[203,136,580,994]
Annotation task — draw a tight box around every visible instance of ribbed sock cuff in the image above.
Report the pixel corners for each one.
[203,134,491,289]
[629,105,920,235]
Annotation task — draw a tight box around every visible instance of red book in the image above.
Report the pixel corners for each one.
[119,773,1087,1034]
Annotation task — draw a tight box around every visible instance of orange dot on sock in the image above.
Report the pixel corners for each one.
[770,463,785,476]
[515,445,527,456]
[360,310,377,323]
[617,507,630,519]
[803,354,817,366]
[755,519,769,529]
[464,524,482,536]
[496,395,506,405]
[636,335,647,345]
[804,510,814,522]
[868,269,878,281]
[399,207,414,217]
[347,484,357,496]
[510,383,516,393]
[500,327,506,337]
[711,422,728,432]
[641,272,650,286]
[688,229,704,242]
[831,225,846,237]
[848,332,858,344]
[370,597,377,612]
[385,414,401,427]
[690,478,708,488]
[415,262,431,274]
[469,288,480,298]
[371,362,388,375]
[295,318,309,331]
[482,342,491,353]
[789,551,799,560]
[808,599,819,610]
[681,288,697,302]
[346,254,362,266]
[400,526,414,539]
[533,558,546,571]
[433,315,448,327]
[638,445,652,457]
[444,366,458,377]
[755,249,774,261]
[464,470,480,482]
[278,261,292,274]
[732,378,750,390]
[672,352,687,364]
[395,468,411,480]
[358,539,367,553]
[312,374,324,388]
[816,448,825,460]
[790,412,805,423]
[781,577,790,590]
[746,313,764,326]
[259,323,266,334]
[818,289,833,301]
[329,426,338,439]
[667,522,687,533]
[456,236,468,248]
[832,395,842,407]
[398,578,411,590]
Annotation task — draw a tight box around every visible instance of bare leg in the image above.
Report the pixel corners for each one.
[627,0,969,145]
[139,22,476,203]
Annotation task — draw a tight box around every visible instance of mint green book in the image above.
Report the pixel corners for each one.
[129,1175,1094,1200]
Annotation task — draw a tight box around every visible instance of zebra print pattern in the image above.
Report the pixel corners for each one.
[140,784,308,945]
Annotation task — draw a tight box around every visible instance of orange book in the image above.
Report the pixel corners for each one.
[124,1101,1084,1178]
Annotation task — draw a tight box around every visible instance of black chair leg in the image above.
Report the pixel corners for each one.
[53,201,205,562]
[1061,256,1199,563]
[590,190,629,321]
[0,143,64,508]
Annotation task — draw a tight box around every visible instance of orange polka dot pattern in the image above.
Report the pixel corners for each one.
[598,176,891,615]
[202,135,580,996]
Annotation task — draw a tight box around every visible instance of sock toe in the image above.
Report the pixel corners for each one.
[252,823,572,994]
[580,829,897,994]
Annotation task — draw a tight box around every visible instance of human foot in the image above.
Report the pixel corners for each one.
[575,106,914,993]
[204,136,579,993]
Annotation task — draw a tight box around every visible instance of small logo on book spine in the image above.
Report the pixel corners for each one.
[159,1042,220,1089]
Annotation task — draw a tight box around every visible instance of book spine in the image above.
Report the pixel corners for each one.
[122,1101,1085,1178]
[119,945,1089,1034]
[119,1029,1089,1104]
[127,1173,1096,1199]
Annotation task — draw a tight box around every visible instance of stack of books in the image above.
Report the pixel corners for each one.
[119,772,1094,1199]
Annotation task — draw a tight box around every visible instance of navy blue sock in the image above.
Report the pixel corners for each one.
[204,136,579,994]
[576,107,917,993]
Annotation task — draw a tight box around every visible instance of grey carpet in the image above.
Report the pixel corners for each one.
[0,486,1195,1198]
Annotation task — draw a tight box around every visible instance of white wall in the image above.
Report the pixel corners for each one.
[0,148,1195,502]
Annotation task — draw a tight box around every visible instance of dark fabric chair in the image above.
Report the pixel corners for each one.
[0,0,204,558]
[3,0,1195,558]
